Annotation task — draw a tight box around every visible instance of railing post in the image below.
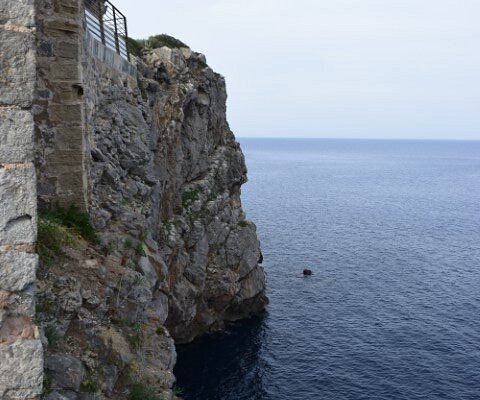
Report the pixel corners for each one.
[113,6,120,55]
[97,0,105,45]
[124,15,130,61]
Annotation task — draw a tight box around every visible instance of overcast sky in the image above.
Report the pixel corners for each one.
[114,0,480,140]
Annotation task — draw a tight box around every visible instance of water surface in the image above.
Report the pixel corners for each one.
[175,139,480,400]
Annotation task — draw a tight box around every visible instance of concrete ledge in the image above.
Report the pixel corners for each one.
[0,109,34,163]
[85,31,137,77]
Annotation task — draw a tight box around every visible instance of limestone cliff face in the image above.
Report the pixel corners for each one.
[34,35,267,398]
[85,46,268,343]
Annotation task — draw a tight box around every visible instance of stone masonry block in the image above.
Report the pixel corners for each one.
[0,164,37,246]
[2,286,36,320]
[0,339,43,398]
[50,62,81,81]
[49,103,83,123]
[54,125,83,150]
[0,0,36,27]
[0,109,34,163]
[51,82,83,103]
[44,19,80,38]
[0,252,37,292]
[53,0,81,16]
[56,41,80,60]
[0,29,36,107]
[47,149,84,164]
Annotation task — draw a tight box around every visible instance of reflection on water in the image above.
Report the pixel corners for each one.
[175,315,268,400]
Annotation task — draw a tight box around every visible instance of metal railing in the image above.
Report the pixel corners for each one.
[84,0,130,61]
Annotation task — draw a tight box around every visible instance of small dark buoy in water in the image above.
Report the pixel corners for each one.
[303,269,312,276]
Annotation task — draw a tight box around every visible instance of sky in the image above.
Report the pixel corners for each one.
[113,0,480,140]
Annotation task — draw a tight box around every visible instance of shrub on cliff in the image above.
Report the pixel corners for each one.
[125,36,146,57]
[128,382,162,400]
[125,34,189,58]
[147,34,189,49]
[37,204,97,266]
[41,204,97,242]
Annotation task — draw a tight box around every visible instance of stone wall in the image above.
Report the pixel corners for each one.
[35,0,87,211]
[0,0,43,398]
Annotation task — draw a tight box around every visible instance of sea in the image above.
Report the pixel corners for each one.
[174,139,480,400]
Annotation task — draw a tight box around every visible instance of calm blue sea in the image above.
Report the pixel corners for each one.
[175,139,480,400]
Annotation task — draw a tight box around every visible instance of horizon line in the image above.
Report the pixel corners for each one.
[236,136,480,142]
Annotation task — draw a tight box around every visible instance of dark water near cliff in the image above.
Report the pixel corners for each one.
[175,139,480,400]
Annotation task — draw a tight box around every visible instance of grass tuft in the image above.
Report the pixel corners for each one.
[173,385,184,396]
[128,323,143,350]
[41,203,97,242]
[44,325,62,347]
[128,382,162,400]
[182,188,200,208]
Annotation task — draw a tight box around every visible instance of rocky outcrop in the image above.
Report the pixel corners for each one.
[30,1,267,397]
[83,46,268,344]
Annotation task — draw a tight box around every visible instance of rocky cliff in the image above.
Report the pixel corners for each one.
[33,31,267,399]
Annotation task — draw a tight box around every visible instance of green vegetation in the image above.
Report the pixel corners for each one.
[173,385,184,396]
[182,188,201,207]
[41,371,53,397]
[125,37,146,57]
[36,299,57,315]
[124,238,135,250]
[146,34,189,50]
[238,220,249,228]
[128,323,143,350]
[128,382,162,400]
[81,370,102,392]
[41,204,97,242]
[155,325,165,336]
[44,326,62,347]
[37,217,68,267]
[37,204,96,266]
[125,33,189,59]
[162,219,174,235]
[135,242,147,257]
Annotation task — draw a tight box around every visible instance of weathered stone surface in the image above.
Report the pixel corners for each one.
[0,164,37,245]
[0,29,36,107]
[49,104,83,123]
[0,1,41,398]
[44,19,80,37]
[0,252,37,292]
[0,339,43,398]
[44,390,78,400]
[0,109,34,163]
[80,45,268,344]
[0,0,36,27]
[45,354,86,391]
[50,62,81,81]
